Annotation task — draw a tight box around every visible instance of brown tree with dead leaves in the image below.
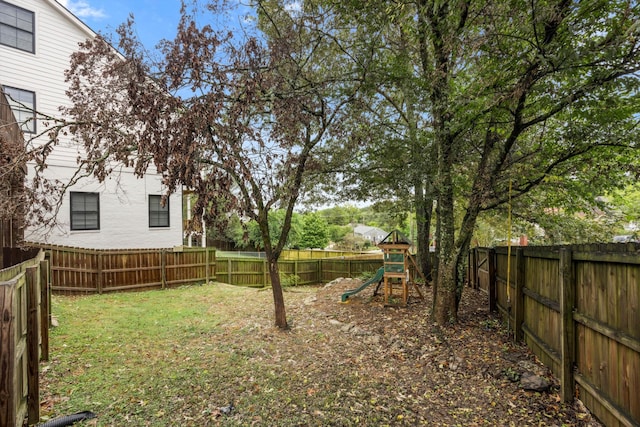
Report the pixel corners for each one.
[61,1,362,329]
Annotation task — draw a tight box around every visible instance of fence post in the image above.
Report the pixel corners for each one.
[161,250,167,289]
[263,259,268,287]
[513,248,525,341]
[0,279,16,427]
[473,248,479,289]
[97,253,103,294]
[39,260,49,362]
[468,250,473,288]
[488,248,497,312]
[228,258,232,285]
[205,248,210,284]
[468,249,474,289]
[26,266,40,425]
[559,247,576,402]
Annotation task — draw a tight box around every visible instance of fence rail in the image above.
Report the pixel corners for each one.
[469,243,640,427]
[216,256,384,287]
[0,250,49,427]
[39,245,385,293]
[38,245,216,294]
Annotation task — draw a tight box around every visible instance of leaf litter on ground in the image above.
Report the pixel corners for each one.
[40,280,602,426]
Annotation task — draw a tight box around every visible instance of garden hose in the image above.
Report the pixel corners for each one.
[37,411,96,427]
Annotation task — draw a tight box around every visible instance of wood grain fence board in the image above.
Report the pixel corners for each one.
[488,249,496,311]
[0,278,17,427]
[575,372,636,427]
[473,243,640,427]
[513,248,525,341]
[559,248,576,402]
[25,267,39,424]
[39,260,49,362]
[42,246,218,294]
[522,322,560,375]
[0,273,28,427]
[574,314,640,421]
[0,251,51,426]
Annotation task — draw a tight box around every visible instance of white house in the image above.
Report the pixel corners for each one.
[0,0,183,249]
[353,224,387,245]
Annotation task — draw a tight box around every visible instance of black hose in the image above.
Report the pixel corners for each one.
[37,411,96,427]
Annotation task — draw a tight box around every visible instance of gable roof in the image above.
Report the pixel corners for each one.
[354,225,387,239]
[47,0,99,39]
[379,230,412,245]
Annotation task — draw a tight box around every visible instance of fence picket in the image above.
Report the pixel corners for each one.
[471,243,640,426]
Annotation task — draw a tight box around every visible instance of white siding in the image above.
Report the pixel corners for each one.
[0,0,183,249]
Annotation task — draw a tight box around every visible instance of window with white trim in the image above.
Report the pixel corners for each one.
[2,86,35,133]
[0,1,34,53]
[149,195,170,227]
[70,192,100,231]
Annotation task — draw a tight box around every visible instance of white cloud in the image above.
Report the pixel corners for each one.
[58,0,107,19]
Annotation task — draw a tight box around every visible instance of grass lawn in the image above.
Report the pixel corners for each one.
[41,281,597,426]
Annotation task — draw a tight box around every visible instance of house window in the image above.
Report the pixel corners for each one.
[0,1,34,53]
[2,86,35,133]
[70,192,100,231]
[149,195,169,227]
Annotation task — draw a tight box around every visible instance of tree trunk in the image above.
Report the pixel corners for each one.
[433,255,457,324]
[433,154,457,324]
[261,214,288,330]
[267,256,288,329]
[415,184,433,281]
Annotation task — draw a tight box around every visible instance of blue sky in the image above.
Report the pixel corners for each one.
[58,0,254,50]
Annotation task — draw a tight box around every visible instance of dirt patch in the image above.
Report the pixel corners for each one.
[274,278,601,426]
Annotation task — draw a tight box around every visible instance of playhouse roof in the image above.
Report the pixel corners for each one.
[378,230,412,246]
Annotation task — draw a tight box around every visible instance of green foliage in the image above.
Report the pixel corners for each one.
[299,212,329,249]
[247,210,303,250]
[327,224,352,243]
[316,205,361,226]
[608,183,640,227]
[336,232,368,251]
[329,0,640,324]
[279,273,301,287]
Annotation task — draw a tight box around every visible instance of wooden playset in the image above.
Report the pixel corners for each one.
[378,230,425,306]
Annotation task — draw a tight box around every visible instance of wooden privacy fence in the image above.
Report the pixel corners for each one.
[37,244,386,294]
[39,245,216,294]
[217,255,384,287]
[280,249,374,260]
[36,242,406,294]
[469,243,640,427]
[1,250,50,427]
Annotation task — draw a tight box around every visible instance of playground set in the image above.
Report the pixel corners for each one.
[341,230,425,306]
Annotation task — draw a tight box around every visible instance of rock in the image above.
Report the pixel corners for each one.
[351,326,371,336]
[517,360,547,377]
[328,319,342,326]
[340,323,355,333]
[324,278,344,287]
[365,335,381,345]
[519,372,551,392]
[303,295,317,305]
[50,315,59,327]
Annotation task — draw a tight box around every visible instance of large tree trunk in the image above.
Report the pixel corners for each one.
[433,147,457,324]
[433,255,457,323]
[261,214,288,330]
[414,183,433,281]
[267,256,288,329]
